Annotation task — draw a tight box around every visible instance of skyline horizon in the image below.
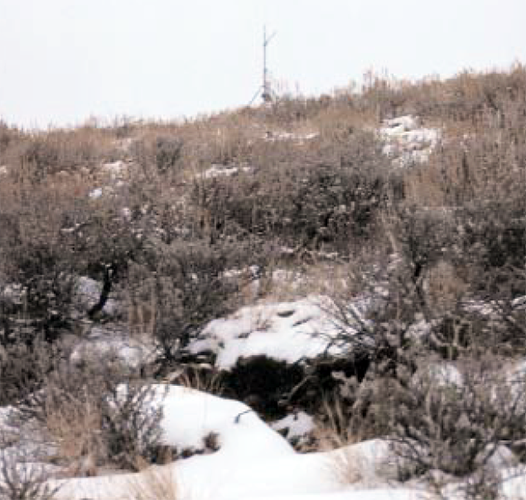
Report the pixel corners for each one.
[3,60,524,131]
[1,0,525,130]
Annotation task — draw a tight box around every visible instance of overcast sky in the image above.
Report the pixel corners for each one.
[0,0,525,129]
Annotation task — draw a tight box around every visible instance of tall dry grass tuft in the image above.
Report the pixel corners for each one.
[169,366,224,396]
[127,466,177,500]
[314,396,363,450]
[44,387,104,477]
[315,395,398,486]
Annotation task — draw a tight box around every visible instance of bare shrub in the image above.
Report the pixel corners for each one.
[103,383,167,471]
[0,448,60,500]
[316,388,403,486]
[424,259,467,317]
[190,128,396,254]
[19,359,167,475]
[130,133,184,180]
[0,165,136,340]
[45,389,103,477]
[5,126,113,182]
[130,237,252,369]
[126,274,159,337]
[154,136,183,174]
[0,339,57,406]
[19,360,119,473]
[355,64,526,125]
[314,394,372,449]
[391,358,526,480]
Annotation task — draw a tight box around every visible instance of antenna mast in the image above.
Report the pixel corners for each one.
[248,26,277,106]
[262,26,276,103]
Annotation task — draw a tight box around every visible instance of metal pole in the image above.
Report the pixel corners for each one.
[263,26,269,102]
[262,26,276,103]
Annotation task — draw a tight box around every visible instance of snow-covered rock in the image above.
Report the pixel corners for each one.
[379,115,440,168]
[72,276,120,317]
[331,439,401,485]
[100,160,129,180]
[381,115,421,134]
[265,130,319,144]
[70,326,156,372]
[201,163,253,179]
[1,283,25,305]
[405,318,434,342]
[415,362,464,389]
[152,385,294,458]
[88,187,103,199]
[499,466,526,499]
[189,295,369,370]
[272,412,316,443]
[483,445,519,470]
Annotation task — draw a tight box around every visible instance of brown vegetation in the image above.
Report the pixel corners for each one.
[0,65,524,491]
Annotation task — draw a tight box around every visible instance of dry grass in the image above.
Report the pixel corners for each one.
[126,275,159,338]
[170,367,224,396]
[424,259,468,316]
[330,448,369,486]
[127,466,177,500]
[44,389,104,477]
[311,101,376,143]
[246,257,361,306]
[314,396,367,452]
[20,360,167,477]
[314,397,397,486]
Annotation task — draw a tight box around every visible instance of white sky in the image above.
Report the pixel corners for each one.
[0,0,525,129]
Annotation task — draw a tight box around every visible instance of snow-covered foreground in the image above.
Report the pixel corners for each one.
[43,384,526,500]
[3,281,526,499]
[48,385,431,500]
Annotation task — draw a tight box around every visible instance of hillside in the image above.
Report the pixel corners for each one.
[0,66,525,499]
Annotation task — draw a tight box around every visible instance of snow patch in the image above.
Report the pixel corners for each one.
[88,187,104,199]
[70,327,156,372]
[1,283,25,305]
[100,160,129,180]
[379,115,440,168]
[47,387,435,500]
[150,385,294,459]
[265,130,319,144]
[417,362,464,389]
[201,164,253,179]
[73,276,120,316]
[189,296,367,369]
[272,412,316,440]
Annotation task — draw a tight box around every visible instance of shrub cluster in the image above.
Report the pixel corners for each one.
[0,66,524,488]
